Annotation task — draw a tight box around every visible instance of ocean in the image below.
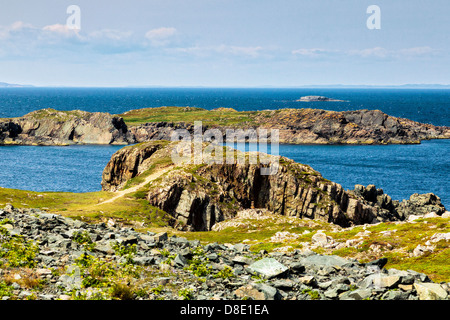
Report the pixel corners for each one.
[0,87,449,207]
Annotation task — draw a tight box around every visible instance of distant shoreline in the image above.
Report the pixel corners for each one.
[1,83,450,89]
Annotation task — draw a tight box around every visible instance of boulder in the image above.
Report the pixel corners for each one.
[414,282,448,300]
[247,258,288,279]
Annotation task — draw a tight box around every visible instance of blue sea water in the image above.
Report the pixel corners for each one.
[0,88,448,207]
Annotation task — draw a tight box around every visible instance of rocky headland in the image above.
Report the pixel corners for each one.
[1,107,449,145]
[1,141,449,300]
[101,141,447,232]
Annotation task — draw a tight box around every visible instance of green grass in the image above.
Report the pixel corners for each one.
[118,106,257,127]
[0,187,171,229]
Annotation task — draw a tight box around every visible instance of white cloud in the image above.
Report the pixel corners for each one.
[0,21,36,40]
[398,46,436,56]
[89,29,132,41]
[291,48,331,57]
[173,44,264,58]
[348,47,389,58]
[145,27,177,46]
[292,46,438,60]
[348,46,437,58]
[216,45,263,57]
[40,24,83,45]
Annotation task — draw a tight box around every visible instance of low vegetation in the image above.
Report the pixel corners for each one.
[118,106,257,127]
[1,185,449,283]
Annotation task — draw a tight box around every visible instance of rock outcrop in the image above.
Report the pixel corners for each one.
[250,109,450,144]
[101,141,170,191]
[0,108,134,145]
[127,108,450,145]
[1,107,449,145]
[351,184,446,221]
[101,141,446,231]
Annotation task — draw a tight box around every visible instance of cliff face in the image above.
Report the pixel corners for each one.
[1,107,449,145]
[257,109,450,144]
[101,142,446,231]
[0,108,134,145]
[101,141,169,191]
[127,108,450,145]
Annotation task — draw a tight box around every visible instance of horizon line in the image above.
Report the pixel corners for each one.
[2,83,450,89]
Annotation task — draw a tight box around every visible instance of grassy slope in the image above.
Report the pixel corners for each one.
[0,187,170,229]
[118,106,258,127]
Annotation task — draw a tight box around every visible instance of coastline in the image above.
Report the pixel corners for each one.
[1,107,449,146]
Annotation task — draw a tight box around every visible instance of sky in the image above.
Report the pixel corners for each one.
[0,0,449,87]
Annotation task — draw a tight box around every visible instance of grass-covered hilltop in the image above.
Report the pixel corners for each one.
[1,106,450,146]
[0,140,449,300]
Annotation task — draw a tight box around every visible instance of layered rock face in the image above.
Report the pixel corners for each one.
[0,108,134,145]
[101,141,169,191]
[101,142,446,231]
[1,107,449,145]
[127,108,450,145]
[351,184,446,220]
[252,109,450,144]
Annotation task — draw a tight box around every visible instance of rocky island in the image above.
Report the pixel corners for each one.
[1,107,449,145]
[296,95,345,102]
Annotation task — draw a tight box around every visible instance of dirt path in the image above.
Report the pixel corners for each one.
[97,166,173,205]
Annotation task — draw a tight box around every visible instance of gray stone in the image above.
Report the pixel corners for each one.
[205,253,218,261]
[232,255,253,265]
[289,262,306,274]
[234,243,249,252]
[271,279,295,290]
[247,258,288,279]
[117,235,138,246]
[133,256,154,266]
[173,253,188,268]
[414,282,448,300]
[153,232,168,243]
[298,275,316,286]
[300,254,349,268]
[58,266,82,290]
[235,283,280,300]
[381,290,410,300]
[339,289,372,300]
[359,274,401,289]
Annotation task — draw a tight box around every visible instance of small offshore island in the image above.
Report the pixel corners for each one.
[0,106,449,301]
[296,95,346,102]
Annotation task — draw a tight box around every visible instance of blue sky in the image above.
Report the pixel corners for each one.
[0,0,449,87]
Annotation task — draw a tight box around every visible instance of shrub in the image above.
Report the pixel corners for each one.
[214,265,234,279]
[110,282,134,300]
[178,288,194,300]
[0,228,39,268]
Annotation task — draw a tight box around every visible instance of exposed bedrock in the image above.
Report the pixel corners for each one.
[0,108,134,145]
[101,142,447,231]
[129,108,450,145]
[1,108,449,145]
